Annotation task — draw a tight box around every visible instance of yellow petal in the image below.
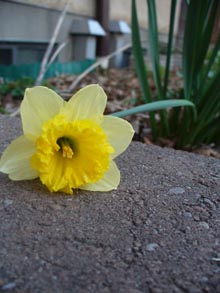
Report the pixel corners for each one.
[101,116,134,159]
[20,86,64,139]
[0,136,38,180]
[80,161,120,191]
[61,84,107,123]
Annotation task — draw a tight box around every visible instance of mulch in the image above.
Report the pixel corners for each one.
[1,68,220,158]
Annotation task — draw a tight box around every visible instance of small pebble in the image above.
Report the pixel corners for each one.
[146,243,159,251]
[3,200,13,207]
[214,239,219,246]
[194,215,200,221]
[194,193,201,200]
[177,171,183,176]
[203,198,216,210]
[168,187,185,195]
[1,282,16,290]
[200,276,209,283]
[183,212,192,219]
[199,222,209,229]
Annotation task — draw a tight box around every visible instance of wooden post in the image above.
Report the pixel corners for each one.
[96,0,110,56]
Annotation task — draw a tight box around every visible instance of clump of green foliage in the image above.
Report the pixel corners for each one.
[132,0,220,148]
[0,77,35,99]
[0,77,52,100]
[0,77,53,114]
[207,49,220,78]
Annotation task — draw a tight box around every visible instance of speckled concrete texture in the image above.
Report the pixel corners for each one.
[0,114,220,292]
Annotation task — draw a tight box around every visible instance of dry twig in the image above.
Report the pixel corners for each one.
[11,0,70,117]
[65,43,132,93]
[35,0,70,86]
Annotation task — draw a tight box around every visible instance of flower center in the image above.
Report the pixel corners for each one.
[31,114,114,194]
[57,137,74,159]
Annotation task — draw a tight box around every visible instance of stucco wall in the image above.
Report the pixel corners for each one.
[0,2,73,43]
[0,1,77,62]
[11,0,96,17]
[11,0,181,34]
[110,0,181,34]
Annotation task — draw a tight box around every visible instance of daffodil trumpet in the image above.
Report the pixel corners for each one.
[0,85,134,194]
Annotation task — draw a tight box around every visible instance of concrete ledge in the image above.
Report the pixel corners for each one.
[1,114,220,292]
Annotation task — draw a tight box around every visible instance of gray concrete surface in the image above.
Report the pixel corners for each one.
[0,114,220,292]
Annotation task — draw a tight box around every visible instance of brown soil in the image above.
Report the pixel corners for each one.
[1,68,220,158]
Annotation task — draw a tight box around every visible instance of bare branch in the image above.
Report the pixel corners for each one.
[11,0,70,117]
[47,41,68,67]
[35,0,70,86]
[66,43,132,93]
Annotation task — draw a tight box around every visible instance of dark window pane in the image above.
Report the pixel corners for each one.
[0,49,13,65]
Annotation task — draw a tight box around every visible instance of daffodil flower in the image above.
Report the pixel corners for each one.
[0,85,134,194]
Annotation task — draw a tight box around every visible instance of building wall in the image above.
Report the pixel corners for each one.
[111,0,180,34]
[0,1,84,63]
[0,0,182,66]
[11,0,96,17]
[9,0,181,34]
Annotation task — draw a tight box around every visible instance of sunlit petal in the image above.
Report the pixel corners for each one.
[61,84,107,123]
[80,161,120,191]
[0,136,38,180]
[20,86,64,139]
[101,116,135,159]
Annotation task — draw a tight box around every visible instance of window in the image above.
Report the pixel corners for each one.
[0,42,50,65]
[17,48,45,65]
[0,48,13,65]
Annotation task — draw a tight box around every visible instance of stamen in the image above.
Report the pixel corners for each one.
[62,145,74,158]
[57,137,74,158]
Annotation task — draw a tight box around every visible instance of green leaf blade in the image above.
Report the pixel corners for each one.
[131,0,152,103]
[112,99,196,118]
